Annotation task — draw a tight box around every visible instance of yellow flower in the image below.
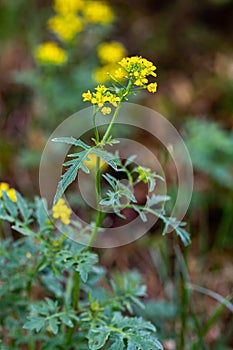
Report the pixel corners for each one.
[147,83,157,93]
[83,85,120,107]
[114,67,126,80]
[101,106,111,115]
[82,1,114,24]
[118,56,157,87]
[82,90,92,101]
[35,42,67,65]
[48,14,83,42]
[84,154,107,171]
[95,85,108,93]
[53,0,84,15]
[97,42,126,64]
[0,182,17,202]
[52,198,72,225]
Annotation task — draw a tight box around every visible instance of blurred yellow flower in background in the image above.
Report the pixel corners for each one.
[82,1,114,24]
[35,42,67,65]
[97,42,126,64]
[53,0,84,15]
[93,64,119,83]
[84,154,107,171]
[52,198,72,224]
[94,42,126,83]
[48,14,83,42]
[0,182,17,202]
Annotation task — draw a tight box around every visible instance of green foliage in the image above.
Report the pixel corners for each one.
[0,194,163,349]
[88,313,163,350]
[185,118,233,189]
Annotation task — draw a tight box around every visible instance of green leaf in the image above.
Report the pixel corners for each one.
[23,316,46,333]
[88,325,111,350]
[132,205,147,222]
[0,201,14,222]
[125,155,137,167]
[2,191,18,218]
[48,318,59,335]
[54,148,91,204]
[109,337,125,350]
[52,137,90,150]
[16,192,31,222]
[146,194,170,207]
[59,314,74,328]
[56,249,98,282]
[162,217,191,246]
[35,197,48,229]
[92,149,118,171]
[12,224,36,237]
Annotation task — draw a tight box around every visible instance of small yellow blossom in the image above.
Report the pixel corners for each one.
[48,14,83,42]
[84,154,107,171]
[147,83,157,93]
[82,84,120,107]
[114,67,126,80]
[101,106,111,115]
[52,198,72,225]
[82,90,92,101]
[0,182,17,202]
[95,85,108,93]
[82,1,114,24]
[35,42,67,65]
[26,252,32,259]
[53,0,84,15]
[97,42,126,64]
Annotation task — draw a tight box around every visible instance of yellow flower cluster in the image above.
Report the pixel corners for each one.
[35,0,114,66]
[35,42,67,65]
[82,85,120,109]
[117,56,157,91]
[52,198,72,225]
[48,14,83,42]
[0,182,17,202]
[49,0,114,43]
[94,42,127,83]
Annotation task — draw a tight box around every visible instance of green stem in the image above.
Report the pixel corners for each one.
[93,107,100,143]
[88,156,102,247]
[88,79,134,246]
[66,270,80,345]
[72,270,80,310]
[101,101,122,143]
[102,79,133,144]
